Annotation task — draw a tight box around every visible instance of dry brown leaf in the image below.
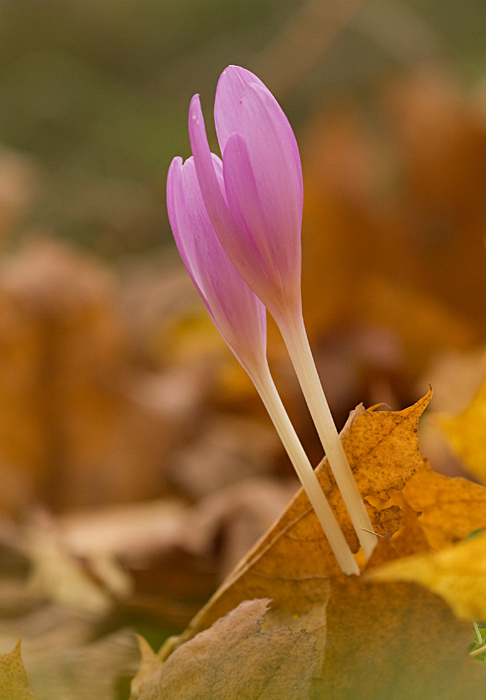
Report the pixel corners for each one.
[25,526,114,614]
[355,277,474,379]
[0,604,138,700]
[402,462,486,549]
[131,599,319,700]
[135,392,486,698]
[315,578,486,700]
[300,72,486,395]
[28,629,137,700]
[168,416,280,500]
[130,636,164,700]
[164,392,430,653]
[386,72,486,326]
[0,238,195,514]
[364,490,431,567]
[176,477,298,579]
[138,575,486,700]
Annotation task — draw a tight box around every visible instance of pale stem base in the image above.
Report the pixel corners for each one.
[253,366,360,576]
[278,309,377,559]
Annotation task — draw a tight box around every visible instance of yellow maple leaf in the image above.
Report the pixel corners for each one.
[0,640,36,700]
[366,531,486,621]
[440,362,486,483]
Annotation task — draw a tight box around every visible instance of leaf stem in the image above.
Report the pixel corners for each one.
[470,644,486,658]
[474,620,483,645]
[253,366,360,576]
[277,307,377,559]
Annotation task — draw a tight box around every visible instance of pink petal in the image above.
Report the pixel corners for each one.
[215,66,303,206]
[213,66,267,148]
[188,95,236,241]
[188,93,272,299]
[223,132,301,313]
[236,83,302,229]
[190,81,303,321]
[167,157,205,295]
[167,154,267,377]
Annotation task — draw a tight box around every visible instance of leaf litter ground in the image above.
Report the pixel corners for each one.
[130,391,486,699]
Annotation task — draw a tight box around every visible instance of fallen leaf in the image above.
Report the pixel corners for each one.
[440,361,486,483]
[366,532,486,621]
[0,238,182,514]
[28,629,138,700]
[165,392,430,652]
[130,599,320,700]
[0,605,138,700]
[175,477,298,579]
[402,462,486,549]
[315,578,486,700]
[0,640,36,700]
[365,489,431,566]
[152,391,486,698]
[168,416,280,500]
[355,276,474,379]
[416,348,486,479]
[137,578,486,700]
[26,523,112,614]
[130,636,164,700]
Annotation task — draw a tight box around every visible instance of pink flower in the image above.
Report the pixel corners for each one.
[166,154,268,379]
[167,66,373,569]
[188,65,304,325]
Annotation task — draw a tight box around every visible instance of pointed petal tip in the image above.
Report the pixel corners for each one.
[166,158,181,224]
[189,95,206,138]
[168,155,183,172]
[189,93,202,115]
[166,157,183,196]
[221,65,255,81]
[218,65,266,94]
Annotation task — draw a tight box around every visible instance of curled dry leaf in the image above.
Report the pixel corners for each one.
[364,490,431,566]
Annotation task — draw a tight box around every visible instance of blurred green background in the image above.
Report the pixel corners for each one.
[0,0,485,257]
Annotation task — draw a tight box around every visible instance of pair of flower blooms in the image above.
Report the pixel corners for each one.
[167,66,376,575]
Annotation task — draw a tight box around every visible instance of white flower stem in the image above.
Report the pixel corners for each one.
[253,365,360,576]
[277,309,377,559]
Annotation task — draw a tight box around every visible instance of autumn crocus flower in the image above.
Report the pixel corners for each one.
[189,66,302,326]
[167,154,359,575]
[186,66,376,559]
